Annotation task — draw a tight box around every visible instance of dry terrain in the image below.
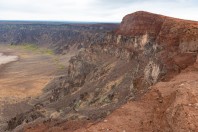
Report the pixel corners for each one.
[80,58,198,132]
[18,11,198,131]
[24,56,198,132]
[1,11,198,131]
[0,45,75,131]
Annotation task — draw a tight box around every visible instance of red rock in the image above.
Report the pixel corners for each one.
[115,11,198,49]
[115,11,166,37]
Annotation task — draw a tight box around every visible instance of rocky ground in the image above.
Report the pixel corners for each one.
[0,11,198,131]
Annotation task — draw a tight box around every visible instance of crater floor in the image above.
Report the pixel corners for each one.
[0,45,74,131]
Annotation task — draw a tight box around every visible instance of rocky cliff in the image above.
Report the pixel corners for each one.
[116,11,198,79]
[0,23,118,53]
[6,11,198,131]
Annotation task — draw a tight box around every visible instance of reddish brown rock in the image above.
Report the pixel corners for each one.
[115,11,166,37]
[7,11,198,132]
[116,11,198,48]
[116,11,198,80]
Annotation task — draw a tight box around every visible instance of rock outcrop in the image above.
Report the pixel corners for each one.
[116,11,198,79]
[115,11,166,37]
[5,11,198,131]
[77,58,198,132]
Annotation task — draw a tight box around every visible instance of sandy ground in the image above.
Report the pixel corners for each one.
[0,45,74,131]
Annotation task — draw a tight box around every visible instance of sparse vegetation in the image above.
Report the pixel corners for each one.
[57,64,65,70]
[41,49,54,55]
[21,43,39,51]
[10,43,54,55]
[53,57,66,70]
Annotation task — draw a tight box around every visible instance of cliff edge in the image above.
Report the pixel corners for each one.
[6,11,198,132]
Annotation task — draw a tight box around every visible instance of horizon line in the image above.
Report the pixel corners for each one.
[0,20,120,24]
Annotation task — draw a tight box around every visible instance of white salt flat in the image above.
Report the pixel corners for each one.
[0,53,18,65]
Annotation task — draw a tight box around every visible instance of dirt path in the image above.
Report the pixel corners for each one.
[0,45,74,131]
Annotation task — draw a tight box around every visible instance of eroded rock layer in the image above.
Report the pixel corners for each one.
[5,11,198,131]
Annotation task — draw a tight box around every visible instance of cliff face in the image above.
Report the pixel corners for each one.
[6,12,198,131]
[116,11,198,48]
[82,60,198,132]
[0,23,118,53]
[116,11,198,79]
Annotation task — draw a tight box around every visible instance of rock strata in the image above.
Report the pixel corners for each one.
[5,11,198,131]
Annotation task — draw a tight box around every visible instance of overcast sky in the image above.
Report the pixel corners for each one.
[0,0,197,22]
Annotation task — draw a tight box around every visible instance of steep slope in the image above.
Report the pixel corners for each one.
[77,59,198,132]
[26,60,198,132]
[6,11,198,131]
[115,11,198,80]
[0,23,118,53]
[116,11,198,46]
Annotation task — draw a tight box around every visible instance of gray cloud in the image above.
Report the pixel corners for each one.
[0,0,197,22]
